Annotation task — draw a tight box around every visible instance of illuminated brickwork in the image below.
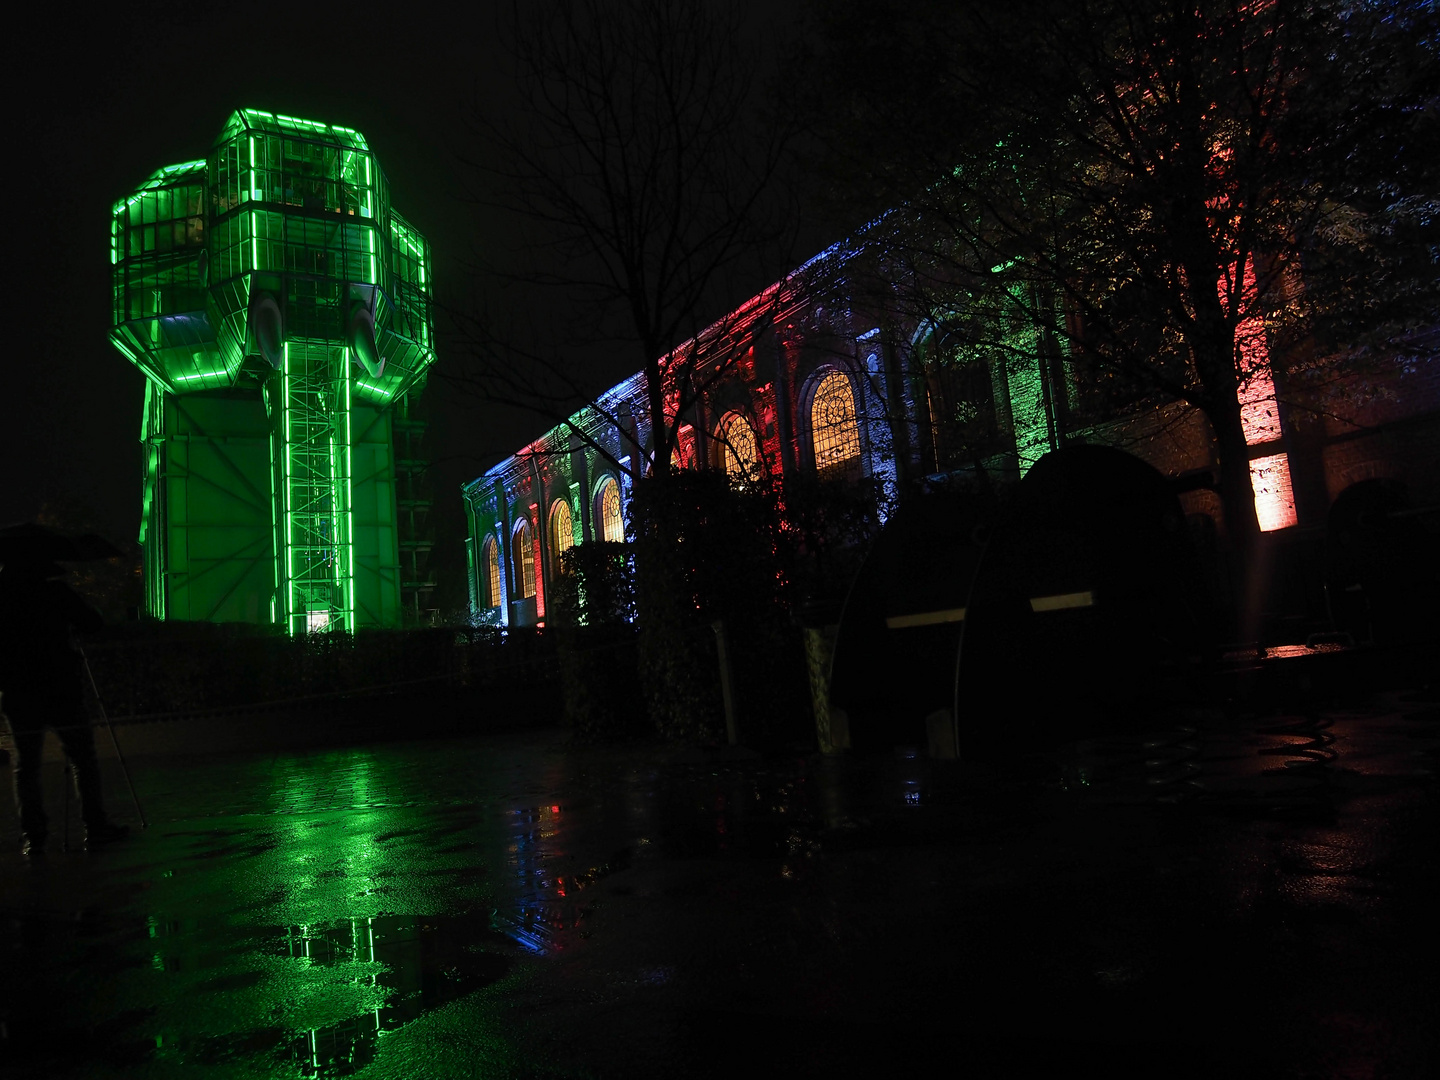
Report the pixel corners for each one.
[1248,453,1298,533]
[464,232,1434,627]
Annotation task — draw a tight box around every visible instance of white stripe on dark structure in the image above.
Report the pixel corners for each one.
[1029,591,1094,613]
[885,607,967,629]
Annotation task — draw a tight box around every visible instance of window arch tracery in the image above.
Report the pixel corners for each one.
[482,534,501,609]
[550,499,574,567]
[809,370,861,478]
[596,478,624,543]
[513,520,536,599]
[718,412,760,482]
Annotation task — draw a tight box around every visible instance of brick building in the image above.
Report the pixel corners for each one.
[463,226,1439,630]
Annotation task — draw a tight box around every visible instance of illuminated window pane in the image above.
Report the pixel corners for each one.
[515,522,536,598]
[484,536,501,609]
[810,371,860,477]
[551,500,574,563]
[598,480,624,543]
[1249,453,1297,532]
[720,413,760,482]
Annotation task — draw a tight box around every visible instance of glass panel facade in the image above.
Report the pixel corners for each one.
[110,110,436,634]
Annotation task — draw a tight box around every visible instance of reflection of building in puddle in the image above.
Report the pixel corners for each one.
[493,804,569,954]
[898,747,923,807]
[286,914,509,1077]
[492,804,614,954]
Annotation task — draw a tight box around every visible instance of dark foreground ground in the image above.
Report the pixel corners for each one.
[2,691,1437,1079]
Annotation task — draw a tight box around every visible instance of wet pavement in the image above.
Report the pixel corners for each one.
[2,691,1438,1078]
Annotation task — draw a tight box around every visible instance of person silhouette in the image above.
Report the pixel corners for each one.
[0,554,127,857]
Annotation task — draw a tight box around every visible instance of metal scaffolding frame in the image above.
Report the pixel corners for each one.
[276,340,354,634]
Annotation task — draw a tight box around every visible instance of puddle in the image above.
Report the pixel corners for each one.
[275,915,511,1076]
[105,914,515,1077]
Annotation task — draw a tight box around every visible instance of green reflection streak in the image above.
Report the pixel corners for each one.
[118,750,518,1077]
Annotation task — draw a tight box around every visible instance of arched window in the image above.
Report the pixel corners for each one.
[550,499,574,567]
[482,535,501,609]
[918,330,999,473]
[596,478,624,543]
[513,520,536,599]
[718,412,760,482]
[810,370,861,478]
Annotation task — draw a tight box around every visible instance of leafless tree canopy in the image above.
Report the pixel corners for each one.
[457,0,800,478]
[810,0,1438,554]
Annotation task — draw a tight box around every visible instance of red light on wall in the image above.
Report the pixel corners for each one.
[1220,259,1283,447]
[1249,452,1297,531]
[531,505,546,618]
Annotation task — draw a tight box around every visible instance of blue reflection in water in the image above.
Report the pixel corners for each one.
[489,803,621,955]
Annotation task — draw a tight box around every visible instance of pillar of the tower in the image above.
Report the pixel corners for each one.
[274,340,355,634]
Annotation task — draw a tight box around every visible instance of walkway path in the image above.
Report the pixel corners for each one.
[2,693,1437,1078]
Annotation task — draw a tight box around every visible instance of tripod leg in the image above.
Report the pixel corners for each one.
[81,654,147,829]
[61,762,70,852]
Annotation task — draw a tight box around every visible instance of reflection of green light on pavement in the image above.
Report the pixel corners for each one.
[126,750,526,1075]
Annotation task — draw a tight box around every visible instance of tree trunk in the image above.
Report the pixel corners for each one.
[1205,396,1264,642]
[645,358,671,481]
[881,324,914,499]
[1207,400,1260,556]
[1185,247,1264,637]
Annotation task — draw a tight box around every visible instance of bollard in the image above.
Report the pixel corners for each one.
[712,621,739,746]
[925,708,958,760]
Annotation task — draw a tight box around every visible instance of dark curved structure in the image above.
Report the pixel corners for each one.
[955,446,1209,746]
[829,447,1212,754]
[828,488,993,752]
[1325,478,1436,647]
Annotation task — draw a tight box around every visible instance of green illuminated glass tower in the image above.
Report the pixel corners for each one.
[110,109,435,633]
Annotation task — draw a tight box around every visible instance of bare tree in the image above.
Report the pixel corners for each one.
[456,0,801,481]
[810,0,1438,565]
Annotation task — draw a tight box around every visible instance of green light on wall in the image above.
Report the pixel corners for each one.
[172,370,229,385]
[1008,356,1049,476]
[355,379,392,400]
[282,342,296,627]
